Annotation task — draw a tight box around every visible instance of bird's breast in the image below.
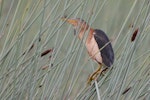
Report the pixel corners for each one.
[85,36,102,64]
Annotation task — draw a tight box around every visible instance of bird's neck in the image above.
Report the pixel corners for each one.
[78,28,94,42]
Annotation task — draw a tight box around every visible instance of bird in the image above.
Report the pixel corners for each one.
[62,17,114,85]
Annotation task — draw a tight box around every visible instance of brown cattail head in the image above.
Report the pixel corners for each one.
[131,28,139,42]
[41,48,53,57]
[122,87,131,95]
[41,65,49,70]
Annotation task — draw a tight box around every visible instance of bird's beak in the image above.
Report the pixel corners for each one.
[61,17,77,26]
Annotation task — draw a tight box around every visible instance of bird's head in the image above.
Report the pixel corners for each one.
[62,17,89,34]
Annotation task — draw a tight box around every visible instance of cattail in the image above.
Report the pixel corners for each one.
[122,87,131,95]
[41,48,53,57]
[131,28,139,42]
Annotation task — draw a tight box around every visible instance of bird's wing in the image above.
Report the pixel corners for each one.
[94,29,114,67]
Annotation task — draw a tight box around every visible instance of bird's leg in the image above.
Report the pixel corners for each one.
[87,64,102,85]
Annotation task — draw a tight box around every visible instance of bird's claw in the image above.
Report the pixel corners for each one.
[87,65,106,85]
[87,70,101,85]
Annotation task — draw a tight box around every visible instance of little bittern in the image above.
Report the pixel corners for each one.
[62,18,114,85]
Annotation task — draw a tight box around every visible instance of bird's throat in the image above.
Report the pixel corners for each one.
[78,28,94,42]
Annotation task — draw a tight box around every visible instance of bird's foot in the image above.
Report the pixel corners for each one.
[87,72,98,85]
[87,65,102,85]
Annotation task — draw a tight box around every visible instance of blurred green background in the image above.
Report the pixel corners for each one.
[0,0,150,100]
